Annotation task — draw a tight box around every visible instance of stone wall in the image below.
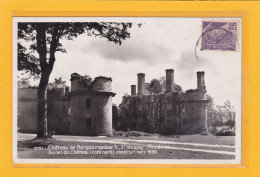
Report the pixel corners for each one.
[180,101,208,134]
[18,73,115,136]
[18,88,38,133]
[93,93,113,136]
[18,87,38,99]
[121,69,209,135]
[18,87,71,134]
[70,92,93,135]
[70,74,115,136]
[180,90,206,100]
[47,90,70,134]
[18,100,38,133]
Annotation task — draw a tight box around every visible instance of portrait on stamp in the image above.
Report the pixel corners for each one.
[201,21,238,51]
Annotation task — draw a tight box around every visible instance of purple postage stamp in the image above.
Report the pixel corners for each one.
[201,21,237,51]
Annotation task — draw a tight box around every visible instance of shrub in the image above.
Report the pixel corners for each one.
[113,130,153,137]
[215,130,235,136]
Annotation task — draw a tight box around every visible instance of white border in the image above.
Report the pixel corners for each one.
[12,17,241,165]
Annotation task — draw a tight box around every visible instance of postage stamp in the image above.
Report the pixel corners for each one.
[201,21,237,51]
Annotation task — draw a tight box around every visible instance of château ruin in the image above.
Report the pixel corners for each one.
[18,69,209,136]
[120,69,209,134]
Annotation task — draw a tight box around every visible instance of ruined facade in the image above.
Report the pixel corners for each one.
[70,73,115,136]
[18,70,209,136]
[18,87,39,133]
[18,73,115,136]
[120,69,209,134]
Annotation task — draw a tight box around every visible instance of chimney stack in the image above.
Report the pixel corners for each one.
[197,71,206,91]
[65,86,70,95]
[166,69,174,92]
[137,73,145,95]
[131,85,136,96]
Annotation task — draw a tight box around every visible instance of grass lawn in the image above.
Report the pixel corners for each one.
[17,134,235,160]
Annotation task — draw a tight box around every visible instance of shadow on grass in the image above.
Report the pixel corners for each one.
[18,138,55,149]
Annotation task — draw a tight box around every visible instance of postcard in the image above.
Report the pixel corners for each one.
[12,17,241,164]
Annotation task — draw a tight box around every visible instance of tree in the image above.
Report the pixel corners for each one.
[158,76,182,93]
[119,94,135,131]
[207,99,236,134]
[48,77,67,89]
[146,76,182,94]
[206,94,219,134]
[145,79,163,94]
[112,104,121,130]
[18,76,32,88]
[75,74,93,88]
[222,100,236,130]
[18,22,134,138]
[216,105,224,127]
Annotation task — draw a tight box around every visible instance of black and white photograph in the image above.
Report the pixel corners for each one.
[12,17,241,164]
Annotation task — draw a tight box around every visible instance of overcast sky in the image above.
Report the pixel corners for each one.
[16,17,241,111]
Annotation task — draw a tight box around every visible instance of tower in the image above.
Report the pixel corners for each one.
[137,73,145,96]
[70,73,115,136]
[166,69,174,92]
[197,71,206,91]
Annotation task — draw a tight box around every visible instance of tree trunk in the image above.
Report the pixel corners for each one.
[37,71,51,138]
[35,24,58,138]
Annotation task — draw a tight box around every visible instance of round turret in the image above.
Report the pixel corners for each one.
[70,73,91,92]
[70,73,82,92]
[91,76,112,92]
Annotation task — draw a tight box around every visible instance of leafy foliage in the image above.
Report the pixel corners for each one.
[48,77,67,89]
[77,75,93,88]
[18,43,40,77]
[119,94,134,109]
[145,76,182,94]
[207,98,236,134]
[18,22,133,76]
[145,79,163,94]
[222,100,236,130]
[18,76,32,88]
[112,104,121,130]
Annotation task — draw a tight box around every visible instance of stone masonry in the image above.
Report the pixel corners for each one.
[120,69,209,134]
[18,73,115,136]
